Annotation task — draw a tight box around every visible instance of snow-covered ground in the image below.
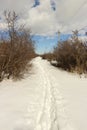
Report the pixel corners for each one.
[0,57,87,130]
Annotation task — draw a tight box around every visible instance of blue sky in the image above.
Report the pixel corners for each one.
[32,35,58,54]
[32,0,40,8]
[32,0,56,11]
[32,34,71,54]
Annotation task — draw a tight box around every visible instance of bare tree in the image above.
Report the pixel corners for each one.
[4,11,18,45]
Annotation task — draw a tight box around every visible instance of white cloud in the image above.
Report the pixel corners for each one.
[56,0,87,32]
[0,0,87,34]
[0,0,32,12]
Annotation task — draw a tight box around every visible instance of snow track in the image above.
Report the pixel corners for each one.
[34,57,75,130]
[34,58,59,130]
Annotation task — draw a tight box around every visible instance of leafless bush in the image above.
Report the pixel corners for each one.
[0,11,35,81]
[53,30,87,74]
[41,53,55,61]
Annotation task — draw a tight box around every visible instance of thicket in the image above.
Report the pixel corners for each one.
[53,30,87,74]
[0,11,35,81]
[41,52,55,61]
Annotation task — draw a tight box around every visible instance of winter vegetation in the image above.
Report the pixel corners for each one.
[41,52,55,61]
[41,30,87,75]
[0,11,35,81]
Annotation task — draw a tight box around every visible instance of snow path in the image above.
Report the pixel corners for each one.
[0,57,87,130]
[34,58,60,130]
[34,57,76,130]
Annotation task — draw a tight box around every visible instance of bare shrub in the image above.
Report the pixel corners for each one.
[41,53,55,61]
[0,11,35,81]
[53,30,87,74]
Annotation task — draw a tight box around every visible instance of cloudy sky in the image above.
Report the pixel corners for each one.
[0,0,87,35]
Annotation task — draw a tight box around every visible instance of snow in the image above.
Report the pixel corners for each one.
[0,57,87,130]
